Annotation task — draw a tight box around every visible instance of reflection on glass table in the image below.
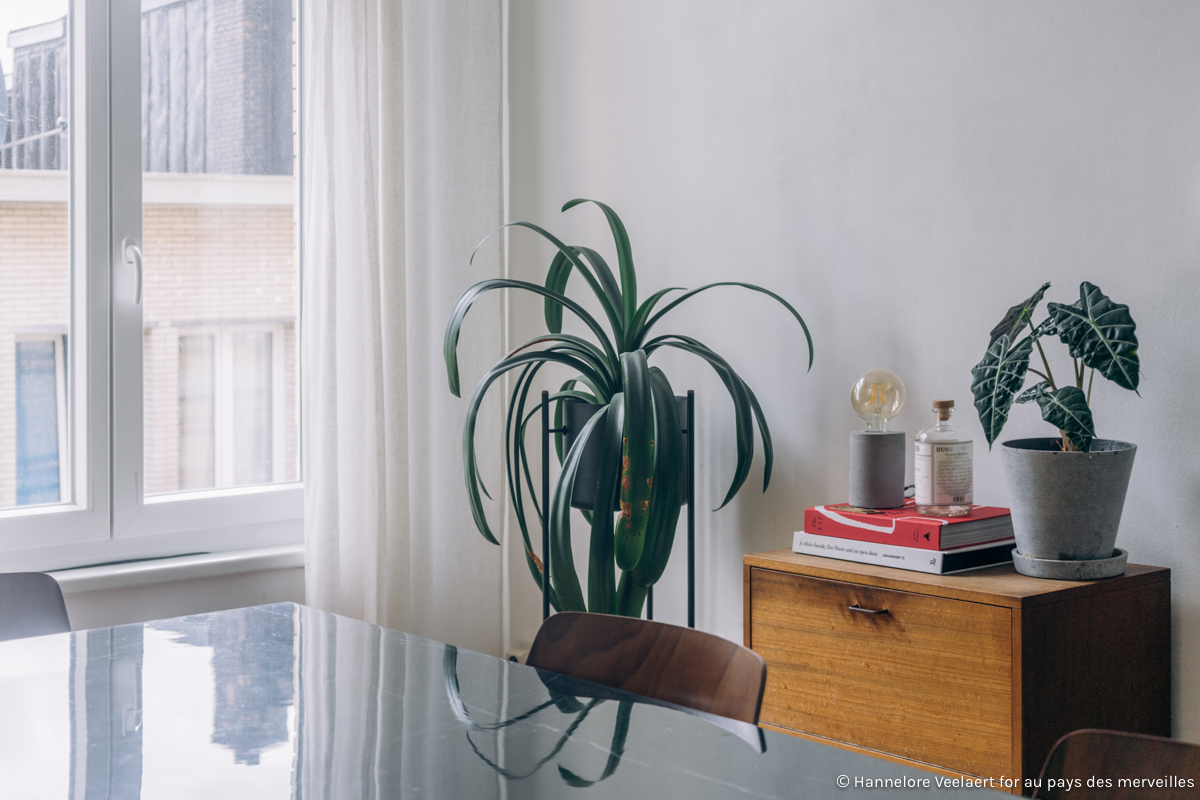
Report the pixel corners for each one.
[0,604,1007,799]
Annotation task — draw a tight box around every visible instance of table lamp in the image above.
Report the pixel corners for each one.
[848,368,906,509]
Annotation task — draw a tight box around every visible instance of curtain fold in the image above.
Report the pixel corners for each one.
[302,0,505,655]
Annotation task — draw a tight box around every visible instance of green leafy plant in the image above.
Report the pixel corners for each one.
[444,199,812,618]
[970,281,1139,454]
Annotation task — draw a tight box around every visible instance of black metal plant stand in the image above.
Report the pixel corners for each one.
[541,390,696,628]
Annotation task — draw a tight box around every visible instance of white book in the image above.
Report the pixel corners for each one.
[792,531,1015,575]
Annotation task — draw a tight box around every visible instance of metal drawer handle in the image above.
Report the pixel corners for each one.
[849,603,889,615]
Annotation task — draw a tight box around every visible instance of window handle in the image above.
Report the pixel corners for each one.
[123,237,143,304]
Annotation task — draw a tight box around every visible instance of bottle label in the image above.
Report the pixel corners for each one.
[914,441,973,506]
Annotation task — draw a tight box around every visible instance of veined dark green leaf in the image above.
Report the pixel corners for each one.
[643,335,754,509]
[631,367,683,591]
[637,282,813,371]
[617,351,654,571]
[1048,282,1140,393]
[988,283,1050,347]
[445,278,616,397]
[588,394,624,614]
[1034,385,1096,452]
[547,405,610,613]
[562,199,637,327]
[1014,381,1049,405]
[1030,315,1060,339]
[970,334,1034,448]
[464,350,611,545]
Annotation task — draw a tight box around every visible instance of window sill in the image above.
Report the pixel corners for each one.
[49,543,304,595]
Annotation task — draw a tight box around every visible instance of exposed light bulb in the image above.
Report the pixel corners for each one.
[851,368,906,432]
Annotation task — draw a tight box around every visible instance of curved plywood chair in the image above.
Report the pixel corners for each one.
[1035,728,1200,799]
[526,611,766,725]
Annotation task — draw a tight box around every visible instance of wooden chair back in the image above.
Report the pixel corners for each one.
[526,611,766,724]
[1035,728,1200,799]
[0,572,71,643]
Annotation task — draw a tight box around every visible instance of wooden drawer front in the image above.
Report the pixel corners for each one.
[751,567,1012,778]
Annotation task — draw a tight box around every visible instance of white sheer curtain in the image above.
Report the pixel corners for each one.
[302,0,506,655]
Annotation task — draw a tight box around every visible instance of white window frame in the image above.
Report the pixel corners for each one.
[0,0,303,573]
[167,322,288,492]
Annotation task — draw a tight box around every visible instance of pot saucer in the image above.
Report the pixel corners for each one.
[1012,548,1127,580]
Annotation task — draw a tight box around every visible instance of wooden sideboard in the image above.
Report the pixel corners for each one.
[744,550,1170,793]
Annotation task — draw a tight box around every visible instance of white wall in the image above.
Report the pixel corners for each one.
[505,0,1200,740]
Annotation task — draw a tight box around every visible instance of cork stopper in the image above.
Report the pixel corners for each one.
[933,399,954,420]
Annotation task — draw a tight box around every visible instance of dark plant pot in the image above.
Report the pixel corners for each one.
[1000,438,1136,578]
[561,398,691,511]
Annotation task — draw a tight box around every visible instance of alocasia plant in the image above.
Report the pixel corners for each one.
[970,281,1139,454]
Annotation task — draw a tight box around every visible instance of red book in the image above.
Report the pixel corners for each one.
[804,499,1013,551]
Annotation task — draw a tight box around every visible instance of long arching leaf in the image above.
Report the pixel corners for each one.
[1047,282,1140,393]
[548,405,610,612]
[562,199,637,327]
[624,287,684,352]
[630,367,684,592]
[445,278,617,397]
[558,701,633,787]
[643,335,755,509]
[588,394,624,614]
[443,645,560,732]
[614,571,648,620]
[543,246,625,345]
[506,334,617,388]
[472,221,625,347]
[575,246,624,338]
[543,250,572,333]
[617,351,654,571]
[465,351,611,545]
[517,387,599,523]
[743,381,774,492]
[505,363,545,594]
[637,282,813,371]
[969,334,1034,448]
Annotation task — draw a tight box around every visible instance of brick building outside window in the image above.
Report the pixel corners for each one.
[0,0,298,510]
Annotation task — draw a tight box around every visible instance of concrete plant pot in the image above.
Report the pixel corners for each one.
[1000,438,1136,579]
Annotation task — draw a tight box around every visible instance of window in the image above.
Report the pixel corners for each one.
[167,325,287,493]
[0,0,301,571]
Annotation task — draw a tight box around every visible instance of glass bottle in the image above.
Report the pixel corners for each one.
[914,400,973,517]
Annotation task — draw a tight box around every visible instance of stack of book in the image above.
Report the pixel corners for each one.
[793,499,1015,575]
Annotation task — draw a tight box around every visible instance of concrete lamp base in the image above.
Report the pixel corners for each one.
[848,430,906,510]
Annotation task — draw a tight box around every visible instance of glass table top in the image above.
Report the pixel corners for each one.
[0,603,1006,798]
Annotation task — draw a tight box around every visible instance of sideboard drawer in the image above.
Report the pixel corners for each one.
[750,567,1012,778]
